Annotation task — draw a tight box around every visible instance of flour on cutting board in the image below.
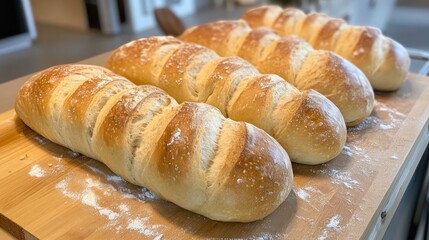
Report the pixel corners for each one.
[342,144,371,163]
[28,158,163,238]
[349,100,405,132]
[83,162,159,202]
[28,164,45,178]
[295,186,323,204]
[294,185,328,214]
[375,101,406,117]
[290,102,403,238]
[247,232,286,239]
[318,215,343,240]
[27,156,66,177]
[309,168,360,190]
[55,174,163,237]
[289,102,402,238]
[127,217,161,236]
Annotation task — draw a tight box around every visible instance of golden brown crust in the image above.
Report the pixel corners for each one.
[275,90,347,163]
[271,7,305,36]
[257,35,311,82]
[294,12,327,41]
[242,6,411,91]
[201,123,293,221]
[181,21,249,56]
[241,5,282,29]
[65,77,113,125]
[335,26,382,76]
[17,65,68,118]
[107,36,182,85]
[108,37,347,164]
[153,102,197,184]
[203,56,258,116]
[237,27,273,63]
[228,74,290,135]
[371,38,411,91]
[311,18,347,50]
[179,20,373,126]
[158,43,210,101]
[15,64,293,222]
[295,50,374,125]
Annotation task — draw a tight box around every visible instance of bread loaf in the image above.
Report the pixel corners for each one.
[107,36,347,165]
[179,20,374,126]
[242,6,411,91]
[15,64,293,222]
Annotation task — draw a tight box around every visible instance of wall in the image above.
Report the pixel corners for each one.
[30,0,88,31]
[397,0,429,7]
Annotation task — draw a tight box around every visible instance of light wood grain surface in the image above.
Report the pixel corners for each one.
[0,228,16,240]
[1,54,429,239]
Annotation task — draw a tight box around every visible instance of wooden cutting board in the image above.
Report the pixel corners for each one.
[1,70,429,240]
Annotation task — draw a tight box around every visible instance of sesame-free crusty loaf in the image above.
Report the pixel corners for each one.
[242,6,411,91]
[15,64,293,222]
[107,37,347,165]
[179,20,374,126]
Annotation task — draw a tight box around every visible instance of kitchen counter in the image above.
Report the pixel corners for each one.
[1,53,429,239]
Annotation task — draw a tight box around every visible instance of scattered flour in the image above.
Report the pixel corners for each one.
[118,204,129,213]
[327,215,342,229]
[55,178,120,221]
[167,128,182,146]
[127,217,161,237]
[296,188,310,201]
[342,145,353,157]
[311,168,360,190]
[53,164,163,238]
[376,101,406,118]
[249,232,285,240]
[84,162,159,202]
[349,115,389,131]
[107,175,126,183]
[28,162,65,177]
[327,169,359,189]
[296,215,315,225]
[99,208,119,221]
[304,186,323,195]
[28,164,45,178]
[350,101,405,132]
[342,144,371,162]
[318,215,343,240]
[81,188,98,207]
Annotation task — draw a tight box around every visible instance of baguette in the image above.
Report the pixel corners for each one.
[242,6,411,91]
[107,36,347,165]
[179,20,374,126]
[15,64,293,222]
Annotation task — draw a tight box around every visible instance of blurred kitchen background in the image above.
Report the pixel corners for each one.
[0,0,428,84]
